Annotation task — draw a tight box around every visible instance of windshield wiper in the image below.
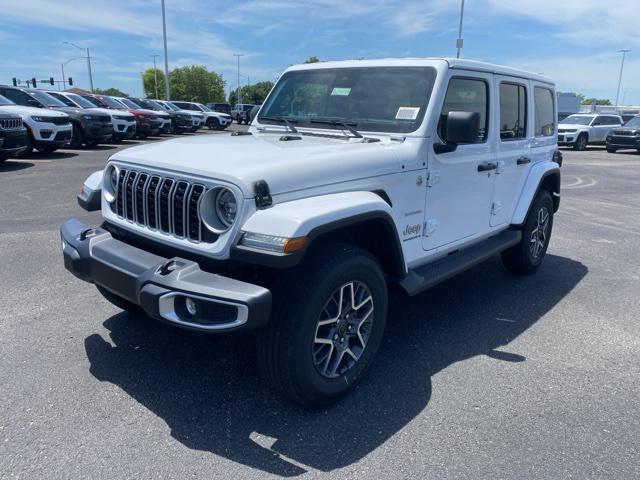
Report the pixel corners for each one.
[259,116,298,133]
[310,119,363,139]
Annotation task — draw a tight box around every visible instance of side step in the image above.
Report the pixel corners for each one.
[398,229,522,296]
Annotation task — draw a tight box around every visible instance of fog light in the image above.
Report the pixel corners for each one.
[185,297,198,316]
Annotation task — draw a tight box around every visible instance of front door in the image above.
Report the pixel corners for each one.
[423,73,496,251]
[491,77,532,226]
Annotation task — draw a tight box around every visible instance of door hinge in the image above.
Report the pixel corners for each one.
[491,201,502,215]
[424,218,438,236]
[427,170,441,187]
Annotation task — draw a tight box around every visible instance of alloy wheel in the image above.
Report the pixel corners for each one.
[313,281,374,379]
[529,206,550,260]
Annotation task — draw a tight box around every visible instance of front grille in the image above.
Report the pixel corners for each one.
[94,115,111,123]
[113,168,215,243]
[0,117,22,130]
[51,117,70,126]
[611,130,635,136]
[113,115,132,120]
[54,131,72,141]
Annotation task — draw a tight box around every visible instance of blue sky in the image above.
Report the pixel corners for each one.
[1,0,639,104]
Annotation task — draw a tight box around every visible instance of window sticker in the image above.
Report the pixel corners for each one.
[331,87,351,96]
[396,107,420,120]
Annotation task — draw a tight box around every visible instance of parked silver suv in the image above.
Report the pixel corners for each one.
[558,113,623,150]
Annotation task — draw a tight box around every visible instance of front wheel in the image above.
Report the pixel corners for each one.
[573,134,588,151]
[606,146,617,153]
[257,244,388,408]
[207,118,220,130]
[502,190,554,274]
[69,124,84,148]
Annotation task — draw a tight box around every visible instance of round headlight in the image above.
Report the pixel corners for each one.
[216,188,237,227]
[103,164,119,203]
[199,187,238,233]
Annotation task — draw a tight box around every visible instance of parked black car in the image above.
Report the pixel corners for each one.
[130,98,192,134]
[206,102,231,115]
[0,86,112,148]
[0,111,28,162]
[606,115,640,153]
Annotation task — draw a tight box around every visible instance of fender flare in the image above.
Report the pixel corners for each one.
[232,191,405,272]
[511,162,560,225]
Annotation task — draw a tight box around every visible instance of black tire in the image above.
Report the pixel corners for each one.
[502,190,554,274]
[37,146,58,153]
[207,118,220,130]
[606,146,617,153]
[257,244,388,408]
[19,133,34,157]
[69,124,84,148]
[96,284,142,314]
[573,134,588,151]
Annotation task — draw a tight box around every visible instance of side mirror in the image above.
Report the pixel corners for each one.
[434,111,481,154]
[249,105,260,123]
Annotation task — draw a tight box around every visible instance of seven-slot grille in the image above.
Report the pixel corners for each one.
[0,117,23,130]
[113,168,211,243]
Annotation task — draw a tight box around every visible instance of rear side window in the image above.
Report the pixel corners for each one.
[438,77,488,142]
[499,83,527,140]
[534,87,555,136]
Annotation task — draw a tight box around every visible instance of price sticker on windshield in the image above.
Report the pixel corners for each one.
[396,107,420,120]
[331,87,351,96]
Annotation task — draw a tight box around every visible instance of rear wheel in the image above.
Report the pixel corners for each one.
[573,134,588,151]
[257,244,388,408]
[606,145,617,153]
[502,190,554,274]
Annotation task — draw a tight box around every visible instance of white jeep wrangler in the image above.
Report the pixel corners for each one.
[61,58,561,408]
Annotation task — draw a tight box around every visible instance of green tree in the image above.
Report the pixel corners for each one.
[228,81,274,105]
[94,87,127,96]
[304,56,320,64]
[142,68,166,99]
[581,98,612,106]
[168,66,225,103]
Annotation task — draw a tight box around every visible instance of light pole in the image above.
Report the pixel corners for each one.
[64,41,94,92]
[60,58,81,90]
[150,54,160,98]
[456,0,465,58]
[614,49,630,108]
[233,53,244,105]
[161,0,170,100]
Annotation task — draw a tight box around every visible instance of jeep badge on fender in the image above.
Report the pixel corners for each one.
[61,58,560,408]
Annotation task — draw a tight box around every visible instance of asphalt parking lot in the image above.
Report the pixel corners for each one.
[1,137,639,479]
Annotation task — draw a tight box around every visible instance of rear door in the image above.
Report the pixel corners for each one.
[491,77,531,226]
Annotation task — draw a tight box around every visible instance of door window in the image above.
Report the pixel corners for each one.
[0,88,35,106]
[533,87,555,136]
[499,83,527,140]
[438,77,488,142]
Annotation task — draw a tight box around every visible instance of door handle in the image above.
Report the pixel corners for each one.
[517,157,531,165]
[477,162,497,172]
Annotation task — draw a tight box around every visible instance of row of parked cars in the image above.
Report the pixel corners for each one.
[558,113,640,153]
[0,84,233,162]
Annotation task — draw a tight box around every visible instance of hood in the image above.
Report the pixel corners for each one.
[110,132,409,197]
[0,104,69,117]
[89,107,132,118]
[51,106,86,116]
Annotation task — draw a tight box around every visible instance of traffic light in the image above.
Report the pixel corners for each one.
[68,77,73,86]
[31,77,37,88]
[12,78,17,87]
[49,77,54,86]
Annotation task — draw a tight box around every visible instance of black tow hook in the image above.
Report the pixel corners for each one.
[79,228,95,241]
[158,259,179,276]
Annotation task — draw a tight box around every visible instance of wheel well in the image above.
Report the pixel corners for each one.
[578,131,588,140]
[540,172,560,212]
[306,218,405,277]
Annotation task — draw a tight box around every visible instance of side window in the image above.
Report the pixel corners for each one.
[533,87,555,136]
[592,116,604,126]
[1,89,34,106]
[438,77,488,142]
[499,82,527,140]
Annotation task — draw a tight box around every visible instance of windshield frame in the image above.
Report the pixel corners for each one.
[28,90,68,108]
[560,115,595,126]
[258,66,437,134]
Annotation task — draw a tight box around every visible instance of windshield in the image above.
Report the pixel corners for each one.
[29,90,67,108]
[560,115,594,125]
[0,94,15,106]
[65,93,96,109]
[259,67,436,133]
[197,103,211,112]
[100,96,127,109]
[163,102,180,111]
[82,96,102,107]
[624,116,640,128]
[119,98,142,109]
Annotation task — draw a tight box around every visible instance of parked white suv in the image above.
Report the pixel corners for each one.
[154,100,205,131]
[0,94,72,154]
[45,91,136,142]
[558,113,623,150]
[171,101,231,130]
[61,58,561,407]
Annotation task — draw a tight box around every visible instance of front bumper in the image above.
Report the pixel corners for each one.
[61,219,272,333]
[557,133,578,145]
[0,129,28,155]
[83,122,113,140]
[606,136,640,149]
